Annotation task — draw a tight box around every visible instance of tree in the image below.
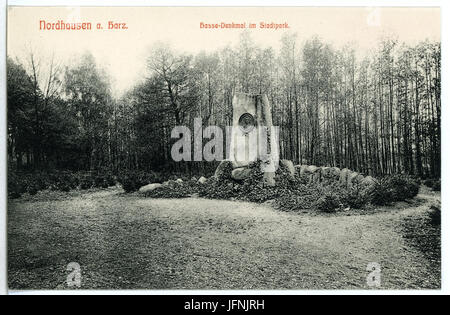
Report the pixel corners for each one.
[64,53,113,171]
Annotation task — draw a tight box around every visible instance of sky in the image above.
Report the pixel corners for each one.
[7,6,441,96]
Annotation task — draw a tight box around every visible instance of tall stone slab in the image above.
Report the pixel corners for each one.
[227,93,279,185]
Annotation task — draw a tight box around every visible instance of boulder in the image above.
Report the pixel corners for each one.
[214,160,233,180]
[176,178,183,183]
[198,176,207,184]
[231,167,252,180]
[347,172,359,187]
[322,167,336,181]
[321,167,331,177]
[355,174,365,184]
[263,171,276,187]
[339,168,350,184]
[297,165,309,176]
[139,183,163,193]
[280,159,295,177]
[307,165,319,174]
[330,167,341,179]
[231,160,249,169]
[305,165,320,183]
[361,176,377,187]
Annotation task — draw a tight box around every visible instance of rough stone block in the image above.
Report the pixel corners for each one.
[214,160,233,180]
[231,167,252,181]
[280,159,295,177]
[139,183,163,193]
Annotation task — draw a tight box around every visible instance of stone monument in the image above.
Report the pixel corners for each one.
[218,93,279,186]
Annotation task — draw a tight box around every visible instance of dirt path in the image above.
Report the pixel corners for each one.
[8,188,440,290]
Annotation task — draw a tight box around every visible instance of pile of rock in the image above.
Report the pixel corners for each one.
[138,159,377,193]
[214,159,377,189]
[293,161,377,188]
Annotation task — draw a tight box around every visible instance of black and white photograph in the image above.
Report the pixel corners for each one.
[1,2,444,295]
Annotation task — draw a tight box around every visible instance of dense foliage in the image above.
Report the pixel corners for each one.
[370,175,420,205]
[424,178,441,192]
[8,169,116,198]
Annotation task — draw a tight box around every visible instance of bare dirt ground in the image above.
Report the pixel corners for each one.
[8,187,441,290]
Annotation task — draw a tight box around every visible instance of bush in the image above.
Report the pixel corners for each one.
[33,171,52,191]
[78,173,94,190]
[429,203,441,226]
[8,171,23,199]
[118,171,141,193]
[8,171,45,197]
[117,170,160,193]
[92,173,108,188]
[26,179,39,195]
[198,178,241,200]
[424,178,441,192]
[391,175,420,200]
[369,179,393,206]
[214,161,234,181]
[342,185,371,209]
[370,174,420,205]
[7,169,119,197]
[275,191,318,212]
[432,180,441,192]
[314,191,341,213]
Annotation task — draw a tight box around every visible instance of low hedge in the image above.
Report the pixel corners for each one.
[8,169,117,198]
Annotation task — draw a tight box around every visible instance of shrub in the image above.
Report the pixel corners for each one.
[7,169,118,196]
[46,171,78,191]
[8,171,24,199]
[118,171,141,193]
[214,160,234,181]
[93,173,107,188]
[432,180,441,192]
[275,191,318,212]
[424,178,433,187]
[106,173,116,187]
[26,179,39,195]
[391,175,420,200]
[429,203,441,226]
[370,179,393,206]
[198,179,239,200]
[62,171,79,189]
[314,191,341,213]
[370,174,420,205]
[33,171,52,191]
[78,173,94,190]
[342,185,371,209]
[117,170,160,193]
[424,178,441,192]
